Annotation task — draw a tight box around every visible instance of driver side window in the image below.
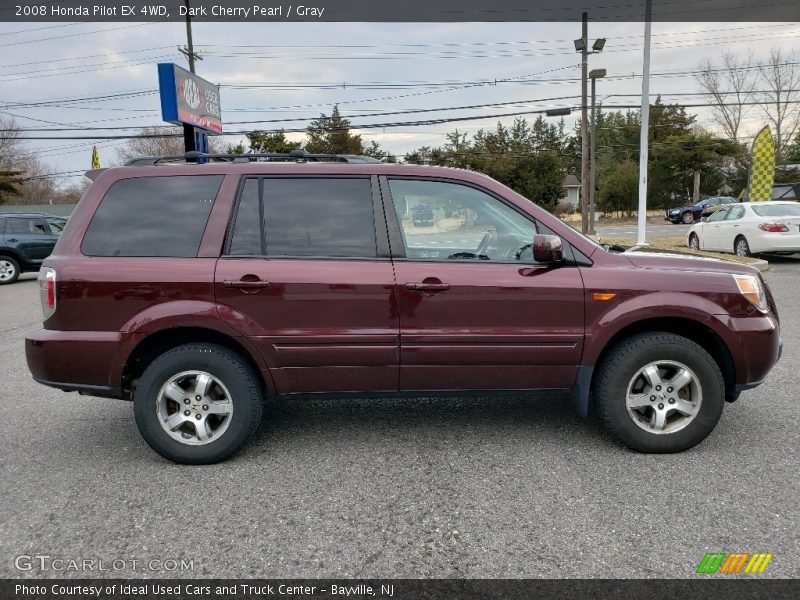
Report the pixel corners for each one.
[387,179,536,262]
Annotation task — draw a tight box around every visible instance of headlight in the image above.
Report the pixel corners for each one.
[732,274,767,312]
[670,209,680,215]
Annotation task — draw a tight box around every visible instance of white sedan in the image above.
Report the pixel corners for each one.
[686,201,800,256]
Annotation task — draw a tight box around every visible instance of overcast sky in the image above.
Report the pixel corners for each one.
[1,20,798,185]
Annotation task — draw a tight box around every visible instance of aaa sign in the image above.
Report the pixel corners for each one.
[158,63,222,134]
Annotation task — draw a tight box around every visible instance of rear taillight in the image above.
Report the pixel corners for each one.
[758,223,789,232]
[38,267,56,319]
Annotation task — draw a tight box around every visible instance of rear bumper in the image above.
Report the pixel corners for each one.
[26,328,125,397]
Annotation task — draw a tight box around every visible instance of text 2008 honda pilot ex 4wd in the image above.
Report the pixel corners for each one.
[25,152,782,464]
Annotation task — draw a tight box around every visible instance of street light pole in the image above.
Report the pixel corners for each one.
[580,12,589,234]
[589,69,606,237]
[574,15,606,234]
[636,0,653,246]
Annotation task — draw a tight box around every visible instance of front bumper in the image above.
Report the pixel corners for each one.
[26,328,125,398]
[725,312,781,393]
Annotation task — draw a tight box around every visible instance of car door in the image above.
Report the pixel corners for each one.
[720,205,746,253]
[382,177,585,391]
[4,216,55,266]
[701,207,731,250]
[215,175,399,394]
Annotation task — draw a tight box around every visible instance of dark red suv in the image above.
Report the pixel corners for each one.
[25,153,782,463]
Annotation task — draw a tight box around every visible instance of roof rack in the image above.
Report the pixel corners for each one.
[126,150,382,166]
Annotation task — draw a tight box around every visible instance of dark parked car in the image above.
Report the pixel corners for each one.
[26,153,781,463]
[665,196,736,224]
[0,213,65,284]
[411,206,435,226]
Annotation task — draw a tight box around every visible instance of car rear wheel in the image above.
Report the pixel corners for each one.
[688,233,700,250]
[593,332,724,453]
[735,236,751,257]
[133,343,263,464]
[0,256,20,285]
[681,212,694,224]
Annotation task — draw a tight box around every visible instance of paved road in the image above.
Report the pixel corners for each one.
[1,265,799,579]
[594,222,690,239]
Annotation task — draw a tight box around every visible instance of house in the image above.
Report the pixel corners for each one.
[558,174,581,210]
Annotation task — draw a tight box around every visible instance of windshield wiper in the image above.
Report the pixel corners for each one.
[448,252,490,260]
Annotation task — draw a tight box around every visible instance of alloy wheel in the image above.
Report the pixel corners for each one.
[0,260,16,282]
[735,238,750,257]
[156,370,234,445]
[625,360,703,434]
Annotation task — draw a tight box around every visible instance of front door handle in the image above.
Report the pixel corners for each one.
[7,238,17,242]
[405,280,450,292]
[223,277,271,291]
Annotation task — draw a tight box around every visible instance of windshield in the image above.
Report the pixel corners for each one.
[752,204,800,217]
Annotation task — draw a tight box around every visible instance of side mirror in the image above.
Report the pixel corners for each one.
[701,217,708,223]
[533,234,564,264]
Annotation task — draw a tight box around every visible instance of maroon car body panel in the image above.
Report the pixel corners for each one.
[25,162,781,406]
[215,257,399,393]
[393,261,584,390]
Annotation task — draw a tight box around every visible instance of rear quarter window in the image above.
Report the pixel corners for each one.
[81,175,223,257]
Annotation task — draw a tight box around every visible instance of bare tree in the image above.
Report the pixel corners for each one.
[696,52,757,143]
[0,116,25,170]
[116,126,222,164]
[757,48,800,163]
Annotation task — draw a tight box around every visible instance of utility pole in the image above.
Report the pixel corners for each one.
[580,12,589,234]
[636,0,653,246]
[178,0,203,155]
[589,69,606,237]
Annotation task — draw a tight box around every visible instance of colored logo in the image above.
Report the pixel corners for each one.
[696,552,773,574]
[182,78,201,109]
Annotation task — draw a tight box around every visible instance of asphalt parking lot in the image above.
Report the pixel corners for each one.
[595,222,690,239]
[1,261,799,580]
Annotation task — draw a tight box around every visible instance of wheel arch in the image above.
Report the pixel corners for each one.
[575,316,737,417]
[121,327,275,399]
[0,249,24,267]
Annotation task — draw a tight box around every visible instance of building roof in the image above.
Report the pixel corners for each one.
[563,174,581,187]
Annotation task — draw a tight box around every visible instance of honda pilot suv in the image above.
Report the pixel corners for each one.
[25,152,782,464]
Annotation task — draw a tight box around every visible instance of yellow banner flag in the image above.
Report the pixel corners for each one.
[746,126,775,202]
[91,146,101,170]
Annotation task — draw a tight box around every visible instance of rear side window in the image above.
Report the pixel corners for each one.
[82,175,222,257]
[7,217,47,235]
[227,177,376,258]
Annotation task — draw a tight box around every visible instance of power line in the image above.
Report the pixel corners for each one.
[0,23,160,48]
[218,61,800,90]
[0,45,176,70]
[8,98,800,140]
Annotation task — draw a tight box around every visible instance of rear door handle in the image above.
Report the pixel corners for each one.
[405,281,450,292]
[7,238,17,242]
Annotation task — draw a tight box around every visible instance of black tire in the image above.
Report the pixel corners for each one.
[133,343,263,464]
[0,255,20,285]
[688,233,699,250]
[593,332,724,453]
[734,235,751,257]
[681,211,694,224]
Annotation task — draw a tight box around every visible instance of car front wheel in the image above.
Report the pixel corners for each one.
[593,332,724,453]
[688,233,699,250]
[134,343,263,464]
[681,212,694,224]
